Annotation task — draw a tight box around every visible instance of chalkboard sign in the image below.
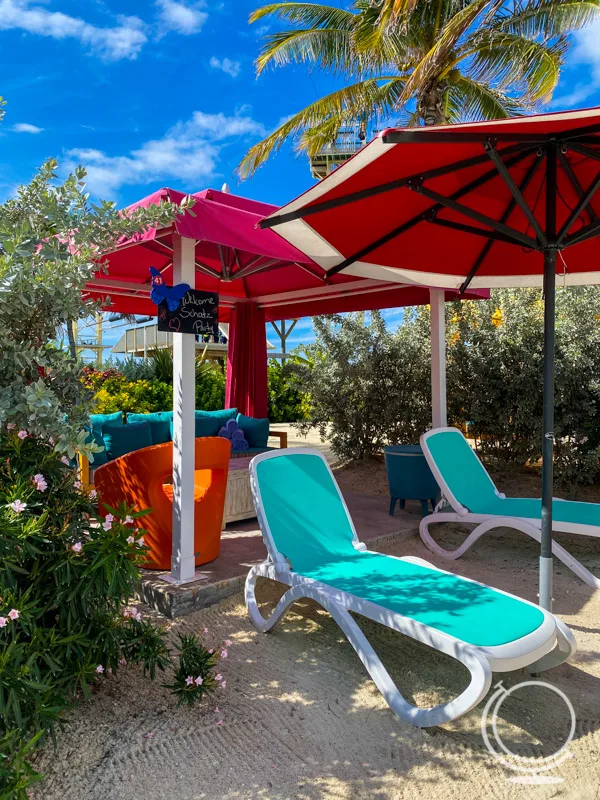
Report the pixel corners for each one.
[157,289,219,336]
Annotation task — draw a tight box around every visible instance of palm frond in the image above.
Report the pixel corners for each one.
[399,0,499,109]
[448,75,525,122]
[492,0,600,39]
[250,3,355,28]
[255,29,356,74]
[236,77,402,178]
[373,0,420,28]
[461,32,565,103]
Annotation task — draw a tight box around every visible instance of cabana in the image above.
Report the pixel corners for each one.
[88,187,485,585]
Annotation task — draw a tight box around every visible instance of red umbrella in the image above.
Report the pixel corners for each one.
[261,107,600,610]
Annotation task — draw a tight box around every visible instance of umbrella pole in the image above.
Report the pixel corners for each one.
[540,247,556,611]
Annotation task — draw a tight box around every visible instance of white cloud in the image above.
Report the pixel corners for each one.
[572,21,600,86]
[65,110,266,197]
[156,0,207,34]
[12,122,43,133]
[549,84,596,111]
[209,56,241,78]
[0,0,147,60]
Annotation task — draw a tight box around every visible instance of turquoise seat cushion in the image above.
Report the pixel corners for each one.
[102,421,152,460]
[301,552,545,647]
[426,429,600,526]
[237,413,269,448]
[255,451,545,648]
[255,453,362,573]
[90,411,123,435]
[128,412,172,445]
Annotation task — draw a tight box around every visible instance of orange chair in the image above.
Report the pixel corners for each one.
[94,437,231,570]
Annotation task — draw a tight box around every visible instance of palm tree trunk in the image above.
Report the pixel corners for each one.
[66,318,77,361]
[418,81,447,126]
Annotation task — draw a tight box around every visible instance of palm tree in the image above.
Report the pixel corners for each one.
[238,0,599,177]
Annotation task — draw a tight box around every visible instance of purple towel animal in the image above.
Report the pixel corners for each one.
[218,419,248,451]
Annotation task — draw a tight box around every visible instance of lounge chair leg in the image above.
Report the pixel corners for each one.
[245,564,493,728]
[389,497,397,516]
[420,513,600,589]
[399,499,406,510]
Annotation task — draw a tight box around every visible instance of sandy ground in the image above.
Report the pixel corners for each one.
[31,519,600,800]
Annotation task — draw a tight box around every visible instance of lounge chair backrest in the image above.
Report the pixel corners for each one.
[421,428,500,514]
[251,449,360,572]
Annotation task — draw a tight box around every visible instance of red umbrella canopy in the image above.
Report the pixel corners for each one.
[261,107,600,291]
[86,187,485,322]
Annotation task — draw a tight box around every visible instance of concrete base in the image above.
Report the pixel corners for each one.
[137,491,421,618]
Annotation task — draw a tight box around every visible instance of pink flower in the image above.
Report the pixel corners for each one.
[126,536,135,544]
[89,489,97,500]
[220,649,228,659]
[48,436,55,446]
[143,732,153,740]
[122,606,138,619]
[216,719,223,727]
[0,618,7,628]
[9,500,26,514]
[96,665,104,674]
[214,706,220,714]
[102,520,112,531]
[185,675,194,686]
[32,473,47,492]
[202,627,209,635]
[194,676,203,686]
[208,648,214,654]
[137,537,145,547]
[221,680,227,689]
[119,658,127,666]
[8,609,18,621]
[17,430,28,440]
[60,456,70,466]
[71,542,83,553]
[74,480,82,490]
[215,673,223,682]
[6,423,15,431]
[104,513,114,523]
[135,612,142,622]
[225,639,232,647]
[124,515,134,525]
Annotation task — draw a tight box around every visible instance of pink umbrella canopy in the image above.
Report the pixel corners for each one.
[85,187,485,322]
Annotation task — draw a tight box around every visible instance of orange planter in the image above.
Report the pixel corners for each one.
[94,437,231,570]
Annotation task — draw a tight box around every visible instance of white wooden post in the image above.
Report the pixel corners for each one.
[430,289,447,429]
[167,234,197,584]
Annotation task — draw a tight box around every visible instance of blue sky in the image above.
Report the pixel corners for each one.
[3,0,600,356]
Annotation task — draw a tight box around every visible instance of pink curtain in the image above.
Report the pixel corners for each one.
[225,302,268,418]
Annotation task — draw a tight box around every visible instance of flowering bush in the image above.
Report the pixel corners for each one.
[92,379,173,414]
[0,430,227,797]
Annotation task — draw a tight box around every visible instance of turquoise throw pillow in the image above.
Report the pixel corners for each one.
[90,411,123,435]
[128,412,172,445]
[237,413,269,448]
[102,421,152,460]
[194,408,237,437]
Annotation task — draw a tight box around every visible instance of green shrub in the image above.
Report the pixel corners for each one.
[267,359,307,423]
[92,379,173,414]
[0,430,225,796]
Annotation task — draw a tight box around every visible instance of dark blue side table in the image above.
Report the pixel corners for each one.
[384,444,440,517]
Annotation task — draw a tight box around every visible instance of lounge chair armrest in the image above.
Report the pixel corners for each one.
[269,430,288,449]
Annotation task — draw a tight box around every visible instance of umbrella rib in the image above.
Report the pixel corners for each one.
[261,143,531,229]
[558,150,597,224]
[427,217,528,247]
[460,152,544,293]
[567,142,600,163]
[410,184,538,250]
[562,217,600,248]
[556,170,600,246]
[325,147,537,278]
[485,143,547,246]
[234,258,280,280]
[293,261,329,283]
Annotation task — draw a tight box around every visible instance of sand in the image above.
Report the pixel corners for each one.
[30,521,600,800]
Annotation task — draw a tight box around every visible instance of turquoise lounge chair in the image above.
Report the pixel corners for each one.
[420,427,600,589]
[246,448,575,728]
